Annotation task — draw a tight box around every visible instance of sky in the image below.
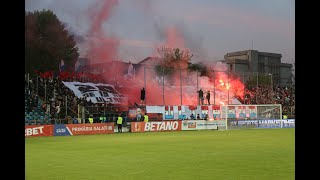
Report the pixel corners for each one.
[25,0,295,66]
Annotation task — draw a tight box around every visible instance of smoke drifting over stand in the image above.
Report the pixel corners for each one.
[86,0,120,64]
[25,0,246,106]
[78,0,245,106]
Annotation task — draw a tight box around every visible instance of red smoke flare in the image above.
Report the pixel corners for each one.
[86,0,119,64]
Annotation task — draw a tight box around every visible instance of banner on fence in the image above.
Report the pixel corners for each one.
[25,125,54,137]
[60,123,114,135]
[54,124,72,136]
[131,121,182,132]
[236,106,247,119]
[211,120,226,126]
[282,119,295,128]
[182,120,218,130]
[146,106,165,113]
[248,106,257,118]
[213,106,221,119]
[131,122,146,132]
[182,120,198,130]
[62,81,127,104]
[229,119,295,128]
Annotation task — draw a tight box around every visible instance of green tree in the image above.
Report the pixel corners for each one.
[25,9,79,74]
[188,62,208,76]
[155,47,195,76]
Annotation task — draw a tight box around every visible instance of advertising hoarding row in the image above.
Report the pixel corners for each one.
[229,119,295,128]
[25,119,294,137]
[144,105,258,120]
[25,123,114,137]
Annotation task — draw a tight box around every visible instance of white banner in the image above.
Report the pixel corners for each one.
[62,81,127,104]
[146,106,165,113]
[173,106,179,119]
[182,120,198,130]
[182,120,218,130]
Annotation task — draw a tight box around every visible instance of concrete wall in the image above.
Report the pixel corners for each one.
[234,64,249,72]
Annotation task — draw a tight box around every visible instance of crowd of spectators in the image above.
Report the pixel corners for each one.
[243,85,295,116]
[25,71,295,125]
[25,72,128,125]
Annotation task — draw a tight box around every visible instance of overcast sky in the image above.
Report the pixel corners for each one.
[25,0,295,65]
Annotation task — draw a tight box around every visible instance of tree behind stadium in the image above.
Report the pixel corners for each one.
[155,47,208,84]
[25,9,79,74]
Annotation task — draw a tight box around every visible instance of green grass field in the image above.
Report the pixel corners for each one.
[25,128,295,180]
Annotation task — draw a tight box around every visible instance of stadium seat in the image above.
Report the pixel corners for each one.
[32,115,38,120]
[40,120,45,125]
[46,118,51,124]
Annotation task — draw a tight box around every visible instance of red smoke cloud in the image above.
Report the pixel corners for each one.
[86,0,119,64]
[164,26,186,50]
[117,25,245,106]
[82,0,245,106]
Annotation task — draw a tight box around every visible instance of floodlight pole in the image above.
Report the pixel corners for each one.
[225,106,228,130]
[256,72,258,104]
[213,70,215,105]
[65,96,67,117]
[162,67,165,106]
[144,66,146,105]
[180,68,182,105]
[280,104,283,128]
[227,70,230,105]
[196,71,199,105]
[242,72,245,104]
[269,73,273,98]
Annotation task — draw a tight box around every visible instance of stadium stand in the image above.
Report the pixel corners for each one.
[25,72,295,125]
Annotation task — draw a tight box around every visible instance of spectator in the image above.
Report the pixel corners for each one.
[140,87,145,104]
[190,113,195,120]
[55,102,61,119]
[88,115,93,124]
[72,116,78,124]
[206,91,210,105]
[198,89,204,105]
[117,114,123,133]
[143,113,149,122]
[204,113,208,120]
[136,109,143,121]
[99,114,106,123]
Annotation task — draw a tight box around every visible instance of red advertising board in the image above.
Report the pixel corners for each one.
[65,123,114,135]
[131,122,146,133]
[131,121,182,133]
[25,125,54,137]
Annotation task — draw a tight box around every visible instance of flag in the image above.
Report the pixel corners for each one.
[59,59,65,72]
[74,59,81,72]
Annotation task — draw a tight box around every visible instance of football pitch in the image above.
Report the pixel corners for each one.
[25,128,294,180]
